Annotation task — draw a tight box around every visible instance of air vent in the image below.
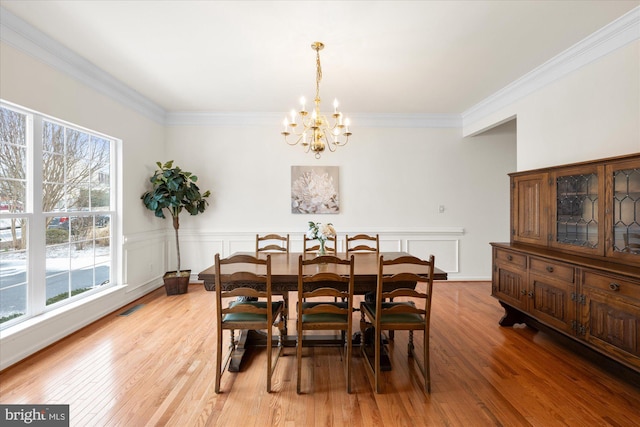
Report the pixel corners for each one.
[119,304,144,316]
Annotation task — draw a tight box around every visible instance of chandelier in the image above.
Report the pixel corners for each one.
[281,42,352,159]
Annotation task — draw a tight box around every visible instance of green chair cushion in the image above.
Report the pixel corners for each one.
[361,301,423,324]
[301,301,348,323]
[223,301,283,323]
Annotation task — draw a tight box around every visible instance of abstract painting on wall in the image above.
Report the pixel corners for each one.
[291,166,339,214]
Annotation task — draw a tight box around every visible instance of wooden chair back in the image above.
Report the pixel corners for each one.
[256,233,289,254]
[296,254,355,393]
[345,234,379,254]
[214,253,283,393]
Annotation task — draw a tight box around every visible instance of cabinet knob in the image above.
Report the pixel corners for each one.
[546,266,554,273]
[528,291,534,298]
[609,283,620,292]
[520,289,527,295]
[507,255,513,261]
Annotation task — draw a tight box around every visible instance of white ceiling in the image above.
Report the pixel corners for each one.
[1,1,638,115]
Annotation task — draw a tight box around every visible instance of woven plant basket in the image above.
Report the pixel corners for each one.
[163,270,191,295]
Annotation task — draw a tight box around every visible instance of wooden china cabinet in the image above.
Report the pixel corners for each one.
[492,153,640,373]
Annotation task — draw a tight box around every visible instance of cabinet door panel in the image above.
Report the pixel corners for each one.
[512,173,548,245]
[588,299,636,354]
[530,274,576,334]
[493,263,527,310]
[582,288,640,370]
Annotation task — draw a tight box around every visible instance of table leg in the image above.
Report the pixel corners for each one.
[362,327,392,371]
[227,329,251,372]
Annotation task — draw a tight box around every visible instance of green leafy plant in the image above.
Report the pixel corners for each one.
[141,161,211,273]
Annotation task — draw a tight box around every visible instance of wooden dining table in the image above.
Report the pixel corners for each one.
[198,251,447,371]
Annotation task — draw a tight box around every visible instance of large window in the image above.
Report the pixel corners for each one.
[0,102,116,329]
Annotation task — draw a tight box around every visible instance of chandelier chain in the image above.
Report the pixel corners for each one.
[315,49,322,103]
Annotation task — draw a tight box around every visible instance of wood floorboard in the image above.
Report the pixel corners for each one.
[1,282,639,426]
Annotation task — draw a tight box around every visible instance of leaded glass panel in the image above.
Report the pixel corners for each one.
[612,168,640,254]
[556,173,598,248]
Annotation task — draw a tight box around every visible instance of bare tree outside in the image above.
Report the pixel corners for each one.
[0,107,27,250]
[0,109,111,250]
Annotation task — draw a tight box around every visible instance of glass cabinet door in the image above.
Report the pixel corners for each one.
[551,166,605,255]
[607,158,640,264]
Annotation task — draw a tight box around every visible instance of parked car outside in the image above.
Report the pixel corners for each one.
[47,217,69,230]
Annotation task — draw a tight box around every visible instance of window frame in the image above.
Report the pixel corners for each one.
[0,100,120,330]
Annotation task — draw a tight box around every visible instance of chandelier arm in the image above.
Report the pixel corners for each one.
[324,134,337,152]
[283,133,302,146]
[333,134,349,147]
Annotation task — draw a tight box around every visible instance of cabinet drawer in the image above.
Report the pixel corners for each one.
[583,271,640,300]
[530,257,575,283]
[495,249,526,268]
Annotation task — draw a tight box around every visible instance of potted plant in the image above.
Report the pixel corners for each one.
[141,161,211,295]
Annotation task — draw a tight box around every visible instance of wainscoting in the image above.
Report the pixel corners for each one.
[173,228,465,280]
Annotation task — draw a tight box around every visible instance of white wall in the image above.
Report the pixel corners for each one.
[164,119,516,279]
[464,40,640,171]
[515,41,639,169]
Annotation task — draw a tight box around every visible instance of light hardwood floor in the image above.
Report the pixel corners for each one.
[1,282,639,426]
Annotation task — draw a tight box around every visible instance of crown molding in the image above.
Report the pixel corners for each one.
[2,5,637,131]
[462,6,640,129]
[0,7,167,124]
[165,111,462,128]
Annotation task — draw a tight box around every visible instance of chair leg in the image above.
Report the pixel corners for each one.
[296,329,303,394]
[374,325,381,393]
[215,328,223,394]
[267,325,273,393]
[346,326,352,393]
[424,329,431,394]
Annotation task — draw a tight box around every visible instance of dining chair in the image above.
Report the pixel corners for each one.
[296,254,355,394]
[303,235,336,255]
[214,253,285,393]
[360,254,435,394]
[256,233,290,331]
[256,233,290,254]
[345,233,379,254]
